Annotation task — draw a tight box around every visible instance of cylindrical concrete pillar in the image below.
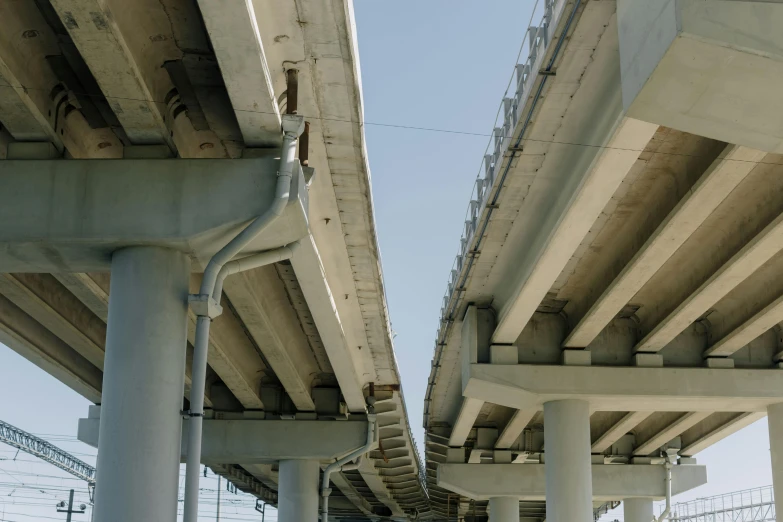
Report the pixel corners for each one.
[624,498,654,522]
[768,403,783,514]
[278,460,320,522]
[544,399,593,522]
[93,247,189,522]
[489,496,519,522]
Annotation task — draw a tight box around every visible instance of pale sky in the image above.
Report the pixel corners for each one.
[0,1,775,520]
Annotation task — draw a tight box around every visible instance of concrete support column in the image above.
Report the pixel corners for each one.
[768,403,783,514]
[93,247,189,522]
[544,399,593,522]
[489,496,519,522]
[624,498,654,522]
[278,460,320,522]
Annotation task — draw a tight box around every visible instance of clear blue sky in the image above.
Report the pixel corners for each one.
[0,1,775,520]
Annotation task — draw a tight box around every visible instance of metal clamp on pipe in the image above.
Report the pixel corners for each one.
[181,111,306,522]
[321,397,378,522]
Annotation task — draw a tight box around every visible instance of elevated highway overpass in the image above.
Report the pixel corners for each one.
[0,0,427,521]
[425,1,783,521]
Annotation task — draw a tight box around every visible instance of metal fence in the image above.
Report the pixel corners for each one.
[669,486,775,522]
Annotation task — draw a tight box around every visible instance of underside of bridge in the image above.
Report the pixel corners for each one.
[426,1,783,521]
[0,0,428,520]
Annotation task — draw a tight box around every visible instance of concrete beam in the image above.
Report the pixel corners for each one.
[495,409,536,449]
[78,416,370,463]
[565,145,767,348]
[620,0,783,153]
[195,0,281,147]
[0,294,101,403]
[681,412,765,457]
[0,274,106,369]
[0,158,308,272]
[492,118,658,344]
[437,463,707,501]
[291,236,365,411]
[49,0,171,147]
[636,212,783,353]
[464,364,783,412]
[448,398,484,448]
[592,411,652,454]
[52,274,109,321]
[705,295,783,358]
[223,266,318,412]
[633,412,711,456]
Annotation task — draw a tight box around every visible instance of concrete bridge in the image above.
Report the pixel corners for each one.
[0,0,427,521]
[425,1,783,521]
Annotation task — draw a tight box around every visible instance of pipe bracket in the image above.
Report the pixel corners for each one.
[188,294,223,319]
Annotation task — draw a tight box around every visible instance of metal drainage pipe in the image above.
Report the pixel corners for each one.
[182,112,305,522]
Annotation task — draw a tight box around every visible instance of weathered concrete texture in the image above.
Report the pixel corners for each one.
[0,158,308,272]
[437,463,707,501]
[619,0,783,152]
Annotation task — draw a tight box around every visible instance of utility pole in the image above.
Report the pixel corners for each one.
[216,474,221,522]
[56,489,86,521]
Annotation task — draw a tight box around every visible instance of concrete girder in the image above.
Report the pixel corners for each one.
[564,145,768,348]
[620,0,783,153]
[633,412,711,456]
[636,211,783,353]
[705,294,783,358]
[448,398,484,448]
[681,412,765,457]
[464,364,783,412]
[195,0,281,147]
[222,266,319,412]
[592,411,652,454]
[495,409,536,450]
[0,293,102,402]
[0,157,309,272]
[0,274,106,369]
[357,455,406,518]
[491,118,659,345]
[79,415,371,463]
[291,235,366,411]
[437,463,707,501]
[326,471,377,518]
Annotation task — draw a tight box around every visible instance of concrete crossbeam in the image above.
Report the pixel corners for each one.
[78,417,370,463]
[464,364,783,412]
[291,236,366,411]
[437,463,707,501]
[492,118,658,344]
[565,145,767,348]
[681,412,765,457]
[634,412,711,456]
[620,0,783,153]
[0,158,308,272]
[636,212,783,353]
[195,0,281,147]
[592,411,652,454]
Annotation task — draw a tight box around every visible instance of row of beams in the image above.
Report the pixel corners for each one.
[681,412,765,456]
[705,295,783,357]
[565,145,768,348]
[633,412,711,456]
[636,210,783,353]
[492,118,659,344]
